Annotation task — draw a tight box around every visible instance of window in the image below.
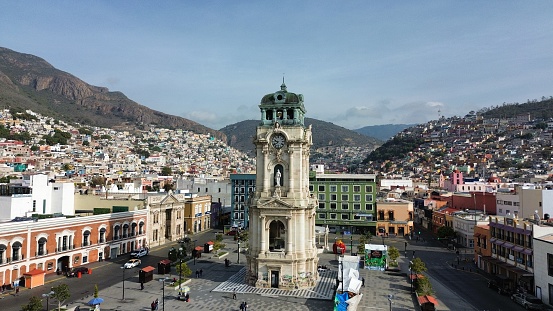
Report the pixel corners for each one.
[0,244,6,263]
[341,194,349,201]
[318,202,325,209]
[318,194,325,201]
[330,185,337,192]
[548,253,553,276]
[83,255,88,263]
[330,213,337,219]
[153,229,158,241]
[365,185,373,192]
[353,185,361,192]
[353,214,361,220]
[330,194,337,201]
[309,185,314,192]
[353,203,361,210]
[341,185,349,192]
[341,214,349,220]
[342,203,349,210]
[318,185,325,192]
[12,241,22,261]
[353,194,361,201]
[365,203,373,210]
[99,228,106,243]
[330,203,337,210]
[37,237,47,256]
[365,194,373,201]
[83,230,91,246]
[318,213,326,219]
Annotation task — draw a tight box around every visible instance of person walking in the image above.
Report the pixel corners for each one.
[232,288,237,299]
[195,270,199,278]
[140,281,144,290]
[240,301,244,311]
[199,269,203,277]
[243,301,248,311]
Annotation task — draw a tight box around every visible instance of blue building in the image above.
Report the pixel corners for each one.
[230,173,256,229]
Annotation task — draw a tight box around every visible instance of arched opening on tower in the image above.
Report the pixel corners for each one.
[268,220,286,251]
[274,164,284,187]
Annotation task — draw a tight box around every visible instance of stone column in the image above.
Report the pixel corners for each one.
[286,216,292,254]
[260,216,266,252]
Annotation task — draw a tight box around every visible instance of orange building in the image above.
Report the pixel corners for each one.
[0,209,148,287]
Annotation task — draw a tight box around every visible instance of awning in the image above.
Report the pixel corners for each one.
[159,259,171,265]
[206,241,214,245]
[493,240,505,246]
[522,248,533,255]
[503,242,514,249]
[513,246,524,252]
[418,295,439,306]
[141,266,155,273]
[490,237,497,243]
[194,246,203,251]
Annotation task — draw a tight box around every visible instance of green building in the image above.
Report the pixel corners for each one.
[309,169,377,235]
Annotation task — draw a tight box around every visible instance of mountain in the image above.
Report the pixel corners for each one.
[354,124,414,141]
[220,118,381,156]
[0,47,226,140]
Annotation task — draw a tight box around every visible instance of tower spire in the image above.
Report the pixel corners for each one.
[281,75,287,91]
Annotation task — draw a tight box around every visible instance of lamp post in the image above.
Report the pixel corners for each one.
[178,247,184,288]
[350,235,353,255]
[409,261,413,293]
[382,235,385,246]
[338,256,344,292]
[193,239,197,265]
[120,266,125,300]
[387,294,393,311]
[159,276,169,311]
[237,239,241,264]
[404,241,407,258]
[42,290,54,311]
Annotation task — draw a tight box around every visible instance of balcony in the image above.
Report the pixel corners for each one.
[56,245,75,253]
[35,250,49,257]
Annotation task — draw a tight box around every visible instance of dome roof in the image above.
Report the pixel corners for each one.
[260,81,303,106]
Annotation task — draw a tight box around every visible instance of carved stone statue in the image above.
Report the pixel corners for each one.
[275,169,282,187]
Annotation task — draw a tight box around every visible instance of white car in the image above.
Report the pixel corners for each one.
[130,248,148,258]
[124,259,141,269]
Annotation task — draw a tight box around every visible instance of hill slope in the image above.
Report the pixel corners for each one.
[0,47,225,140]
[220,118,381,156]
[354,124,414,141]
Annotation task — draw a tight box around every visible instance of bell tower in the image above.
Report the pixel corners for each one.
[245,81,319,290]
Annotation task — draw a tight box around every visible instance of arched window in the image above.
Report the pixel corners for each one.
[99,228,106,243]
[123,224,129,238]
[138,222,145,235]
[12,241,22,261]
[268,220,286,251]
[83,230,91,247]
[37,237,47,256]
[0,244,6,263]
[131,223,137,236]
[114,225,121,240]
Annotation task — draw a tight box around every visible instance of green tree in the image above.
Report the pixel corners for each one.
[51,284,70,311]
[175,261,192,279]
[21,296,43,311]
[94,284,99,298]
[410,257,427,274]
[161,166,172,176]
[415,276,434,295]
[357,232,372,255]
[387,246,400,263]
[168,247,178,262]
[436,226,456,240]
[30,145,39,152]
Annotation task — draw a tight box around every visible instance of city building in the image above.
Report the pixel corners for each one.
[230,174,255,229]
[309,167,377,235]
[247,82,319,290]
[532,225,553,306]
[376,198,414,237]
[0,209,148,286]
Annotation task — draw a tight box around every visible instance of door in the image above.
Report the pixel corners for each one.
[271,271,279,288]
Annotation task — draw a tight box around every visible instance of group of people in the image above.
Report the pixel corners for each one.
[150,298,159,311]
[195,269,203,278]
[239,301,249,311]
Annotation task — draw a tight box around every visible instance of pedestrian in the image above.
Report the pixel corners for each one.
[240,301,244,311]
[195,270,199,278]
[232,288,237,299]
[75,306,80,311]
[140,282,144,290]
[199,268,203,277]
[155,298,159,310]
[15,286,19,296]
[361,277,365,287]
[151,301,155,311]
[243,301,248,311]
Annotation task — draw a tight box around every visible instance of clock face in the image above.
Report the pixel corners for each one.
[271,134,286,149]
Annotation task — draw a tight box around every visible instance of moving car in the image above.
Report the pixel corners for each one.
[511,293,545,310]
[130,248,148,258]
[67,266,89,277]
[124,259,141,269]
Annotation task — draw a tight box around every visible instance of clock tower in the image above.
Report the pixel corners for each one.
[246,81,319,290]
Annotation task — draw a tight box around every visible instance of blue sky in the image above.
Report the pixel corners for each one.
[1,1,552,130]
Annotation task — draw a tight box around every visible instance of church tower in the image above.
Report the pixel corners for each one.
[246,81,319,289]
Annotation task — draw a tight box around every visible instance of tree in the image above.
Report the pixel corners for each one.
[51,284,70,311]
[357,232,372,255]
[94,284,99,298]
[21,296,43,311]
[437,226,456,240]
[415,276,434,295]
[161,166,172,176]
[168,247,178,262]
[410,257,427,274]
[387,246,400,263]
[175,261,192,278]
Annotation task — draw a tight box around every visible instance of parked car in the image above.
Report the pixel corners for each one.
[124,259,141,269]
[511,293,545,310]
[67,266,89,277]
[130,248,148,258]
[226,230,238,236]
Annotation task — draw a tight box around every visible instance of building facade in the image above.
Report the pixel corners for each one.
[247,82,319,290]
[0,210,148,286]
[309,170,377,235]
[230,174,256,229]
[376,199,414,237]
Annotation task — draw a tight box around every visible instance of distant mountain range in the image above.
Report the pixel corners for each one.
[0,47,226,140]
[220,119,382,156]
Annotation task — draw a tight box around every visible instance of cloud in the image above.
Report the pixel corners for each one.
[181,104,259,130]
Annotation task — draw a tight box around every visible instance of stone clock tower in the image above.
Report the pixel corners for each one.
[245,81,319,290]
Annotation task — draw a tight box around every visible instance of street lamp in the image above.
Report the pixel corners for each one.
[237,239,241,264]
[338,256,344,292]
[120,266,125,300]
[193,239,198,265]
[382,235,385,246]
[409,261,413,293]
[159,277,170,311]
[350,235,353,255]
[387,294,393,311]
[178,247,184,287]
[42,290,54,311]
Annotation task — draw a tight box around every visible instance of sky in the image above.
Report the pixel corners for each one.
[1,1,553,130]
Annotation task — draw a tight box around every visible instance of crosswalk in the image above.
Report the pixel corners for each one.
[212,267,337,300]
